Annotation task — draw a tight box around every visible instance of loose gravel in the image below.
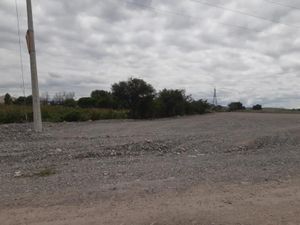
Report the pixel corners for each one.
[1,112,300,209]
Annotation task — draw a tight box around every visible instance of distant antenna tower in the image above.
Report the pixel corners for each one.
[213,88,218,106]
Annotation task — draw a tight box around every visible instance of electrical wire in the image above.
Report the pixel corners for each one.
[262,0,300,11]
[14,0,26,98]
[190,0,300,29]
[15,0,29,120]
[126,1,257,33]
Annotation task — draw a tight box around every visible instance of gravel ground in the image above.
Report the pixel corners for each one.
[1,112,300,225]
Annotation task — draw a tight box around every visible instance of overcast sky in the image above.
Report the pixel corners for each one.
[1,0,300,107]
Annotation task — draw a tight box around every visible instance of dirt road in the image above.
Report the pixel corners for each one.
[1,112,300,224]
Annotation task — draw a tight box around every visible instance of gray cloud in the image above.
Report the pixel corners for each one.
[1,0,300,107]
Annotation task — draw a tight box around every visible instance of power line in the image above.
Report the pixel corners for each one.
[126,1,257,33]
[262,0,300,11]
[191,0,300,29]
[14,0,26,98]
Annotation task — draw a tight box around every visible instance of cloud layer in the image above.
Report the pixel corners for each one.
[1,0,300,107]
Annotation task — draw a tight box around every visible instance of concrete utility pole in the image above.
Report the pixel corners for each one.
[26,0,42,132]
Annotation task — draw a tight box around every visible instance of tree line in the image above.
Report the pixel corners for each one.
[3,78,211,119]
[228,102,262,111]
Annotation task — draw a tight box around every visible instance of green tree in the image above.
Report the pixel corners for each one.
[91,90,110,99]
[14,95,32,105]
[228,102,245,111]
[90,90,114,108]
[4,93,12,105]
[77,97,96,108]
[252,104,262,110]
[156,89,187,117]
[112,78,155,118]
[186,99,210,114]
[25,95,33,105]
[64,99,77,107]
[77,97,97,108]
[14,96,27,105]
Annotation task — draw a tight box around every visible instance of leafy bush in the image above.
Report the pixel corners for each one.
[228,102,245,111]
[63,99,77,107]
[0,105,30,123]
[77,97,97,108]
[252,104,262,110]
[63,110,83,122]
[112,78,155,119]
[156,89,187,117]
[4,93,13,105]
[90,90,115,108]
[14,96,27,105]
[186,99,210,115]
[211,105,226,112]
[0,105,128,124]
[3,77,211,123]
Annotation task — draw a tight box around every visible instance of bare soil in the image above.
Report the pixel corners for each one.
[1,112,300,225]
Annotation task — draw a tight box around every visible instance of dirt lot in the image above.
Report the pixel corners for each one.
[1,112,300,225]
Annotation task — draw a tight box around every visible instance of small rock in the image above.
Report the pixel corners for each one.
[14,171,22,177]
[179,147,186,152]
[103,171,109,176]
[110,150,117,156]
[56,148,62,152]
[241,181,250,185]
[223,200,233,205]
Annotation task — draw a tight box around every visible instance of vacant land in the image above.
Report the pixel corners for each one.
[1,112,300,225]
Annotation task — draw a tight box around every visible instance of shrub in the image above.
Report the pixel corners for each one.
[252,104,262,110]
[4,93,13,105]
[112,78,155,119]
[63,99,77,107]
[186,99,210,114]
[211,105,226,112]
[156,89,187,117]
[228,102,245,111]
[90,90,115,108]
[14,95,32,106]
[25,95,33,105]
[2,77,212,122]
[0,105,29,123]
[63,110,82,122]
[14,96,27,105]
[0,105,128,124]
[77,97,97,108]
